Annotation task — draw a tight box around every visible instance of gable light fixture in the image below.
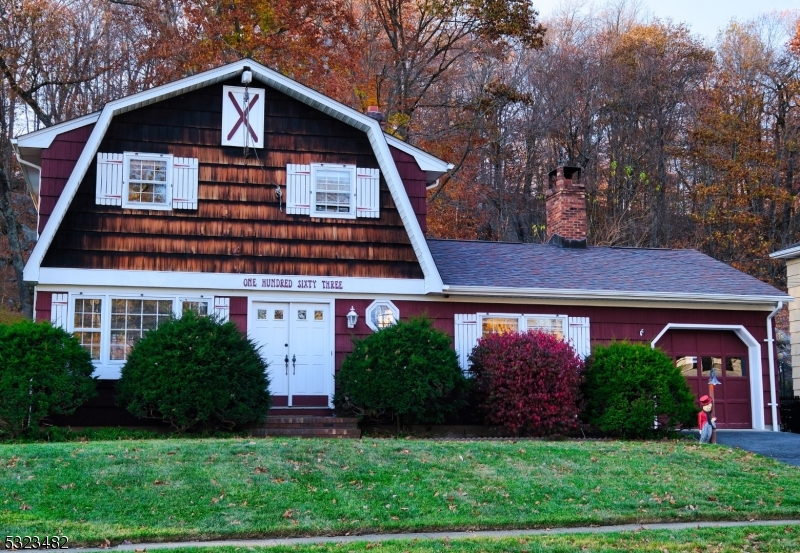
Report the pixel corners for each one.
[347,306,358,329]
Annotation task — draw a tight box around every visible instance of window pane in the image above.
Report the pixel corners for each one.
[182,301,209,317]
[481,317,519,338]
[315,169,351,214]
[526,317,564,340]
[369,304,396,330]
[110,298,173,361]
[128,158,168,205]
[701,356,722,376]
[676,356,697,377]
[725,357,747,377]
[73,299,103,360]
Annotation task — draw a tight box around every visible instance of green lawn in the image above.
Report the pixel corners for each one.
[2,438,799,547]
[123,525,800,553]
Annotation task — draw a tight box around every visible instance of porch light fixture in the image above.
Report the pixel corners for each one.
[346,306,358,329]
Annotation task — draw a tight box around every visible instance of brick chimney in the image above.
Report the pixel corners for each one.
[546,165,586,248]
[365,106,386,130]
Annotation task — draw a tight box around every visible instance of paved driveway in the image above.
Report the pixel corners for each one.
[715,431,800,466]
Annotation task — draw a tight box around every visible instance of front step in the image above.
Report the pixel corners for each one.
[251,415,361,439]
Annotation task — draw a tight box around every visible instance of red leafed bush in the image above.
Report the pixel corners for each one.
[469,330,584,436]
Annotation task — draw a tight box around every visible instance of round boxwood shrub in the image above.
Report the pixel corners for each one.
[469,330,584,436]
[0,320,96,437]
[582,341,697,438]
[334,317,465,430]
[117,311,270,432]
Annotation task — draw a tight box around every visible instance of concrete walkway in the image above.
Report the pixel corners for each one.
[75,519,800,551]
[715,430,800,466]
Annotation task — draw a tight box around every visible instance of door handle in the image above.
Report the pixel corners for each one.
[292,354,296,375]
[284,354,289,375]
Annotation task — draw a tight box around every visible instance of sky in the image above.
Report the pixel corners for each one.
[533,0,800,41]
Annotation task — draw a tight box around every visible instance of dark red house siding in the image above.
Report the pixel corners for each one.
[229,296,248,334]
[390,146,428,233]
[41,78,423,279]
[335,300,777,428]
[38,124,95,233]
[34,291,52,322]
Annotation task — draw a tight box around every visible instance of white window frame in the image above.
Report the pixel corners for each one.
[310,163,357,219]
[70,296,105,362]
[366,300,400,332]
[178,297,211,317]
[121,152,173,210]
[478,313,568,340]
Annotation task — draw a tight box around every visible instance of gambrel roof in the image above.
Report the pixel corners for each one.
[14,59,451,292]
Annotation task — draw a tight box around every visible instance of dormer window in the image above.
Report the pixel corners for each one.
[123,153,172,209]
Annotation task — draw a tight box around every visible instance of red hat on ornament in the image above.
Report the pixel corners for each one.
[699,395,712,406]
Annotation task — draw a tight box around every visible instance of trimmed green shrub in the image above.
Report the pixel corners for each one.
[117,311,270,432]
[469,330,584,436]
[334,317,466,430]
[582,341,697,438]
[0,320,96,437]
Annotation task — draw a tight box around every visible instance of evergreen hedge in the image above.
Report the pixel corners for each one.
[334,317,465,430]
[117,311,270,432]
[0,320,96,437]
[582,341,697,438]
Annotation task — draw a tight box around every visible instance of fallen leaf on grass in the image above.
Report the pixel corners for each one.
[153,480,167,486]
[283,509,294,519]
[19,503,31,510]
[254,466,269,474]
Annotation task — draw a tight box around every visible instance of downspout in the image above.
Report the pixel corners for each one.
[766,301,783,432]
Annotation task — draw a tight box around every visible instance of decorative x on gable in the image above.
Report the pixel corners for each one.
[222,85,265,148]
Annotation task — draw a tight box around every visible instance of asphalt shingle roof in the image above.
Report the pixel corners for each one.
[427,239,786,298]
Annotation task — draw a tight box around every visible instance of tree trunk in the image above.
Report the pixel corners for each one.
[0,163,32,317]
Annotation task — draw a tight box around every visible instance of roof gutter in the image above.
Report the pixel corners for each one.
[441,284,791,305]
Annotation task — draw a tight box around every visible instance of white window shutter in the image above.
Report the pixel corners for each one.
[214,297,230,323]
[568,317,591,359]
[51,293,68,330]
[95,153,124,206]
[286,164,311,215]
[172,157,199,210]
[355,167,380,218]
[454,314,479,372]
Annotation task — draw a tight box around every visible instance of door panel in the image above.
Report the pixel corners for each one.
[252,301,331,408]
[253,303,290,404]
[290,304,330,401]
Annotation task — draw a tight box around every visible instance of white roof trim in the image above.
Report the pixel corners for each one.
[441,284,791,305]
[384,134,453,175]
[22,59,443,293]
[14,112,101,150]
[770,244,800,259]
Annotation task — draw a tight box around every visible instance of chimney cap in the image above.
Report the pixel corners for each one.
[548,165,581,179]
[365,105,385,123]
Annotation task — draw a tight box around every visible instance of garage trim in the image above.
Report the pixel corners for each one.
[651,323,765,431]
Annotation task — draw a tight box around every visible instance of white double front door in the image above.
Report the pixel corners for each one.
[251,302,333,407]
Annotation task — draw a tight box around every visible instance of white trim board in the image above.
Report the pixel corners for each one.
[442,284,791,306]
[37,267,427,295]
[651,323,766,431]
[20,59,444,294]
[770,244,800,260]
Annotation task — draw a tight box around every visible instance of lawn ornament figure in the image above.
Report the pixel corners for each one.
[698,394,716,444]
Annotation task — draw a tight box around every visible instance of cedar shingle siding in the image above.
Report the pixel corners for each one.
[42,78,424,279]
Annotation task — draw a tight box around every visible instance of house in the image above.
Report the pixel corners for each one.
[769,245,800,397]
[12,59,790,430]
